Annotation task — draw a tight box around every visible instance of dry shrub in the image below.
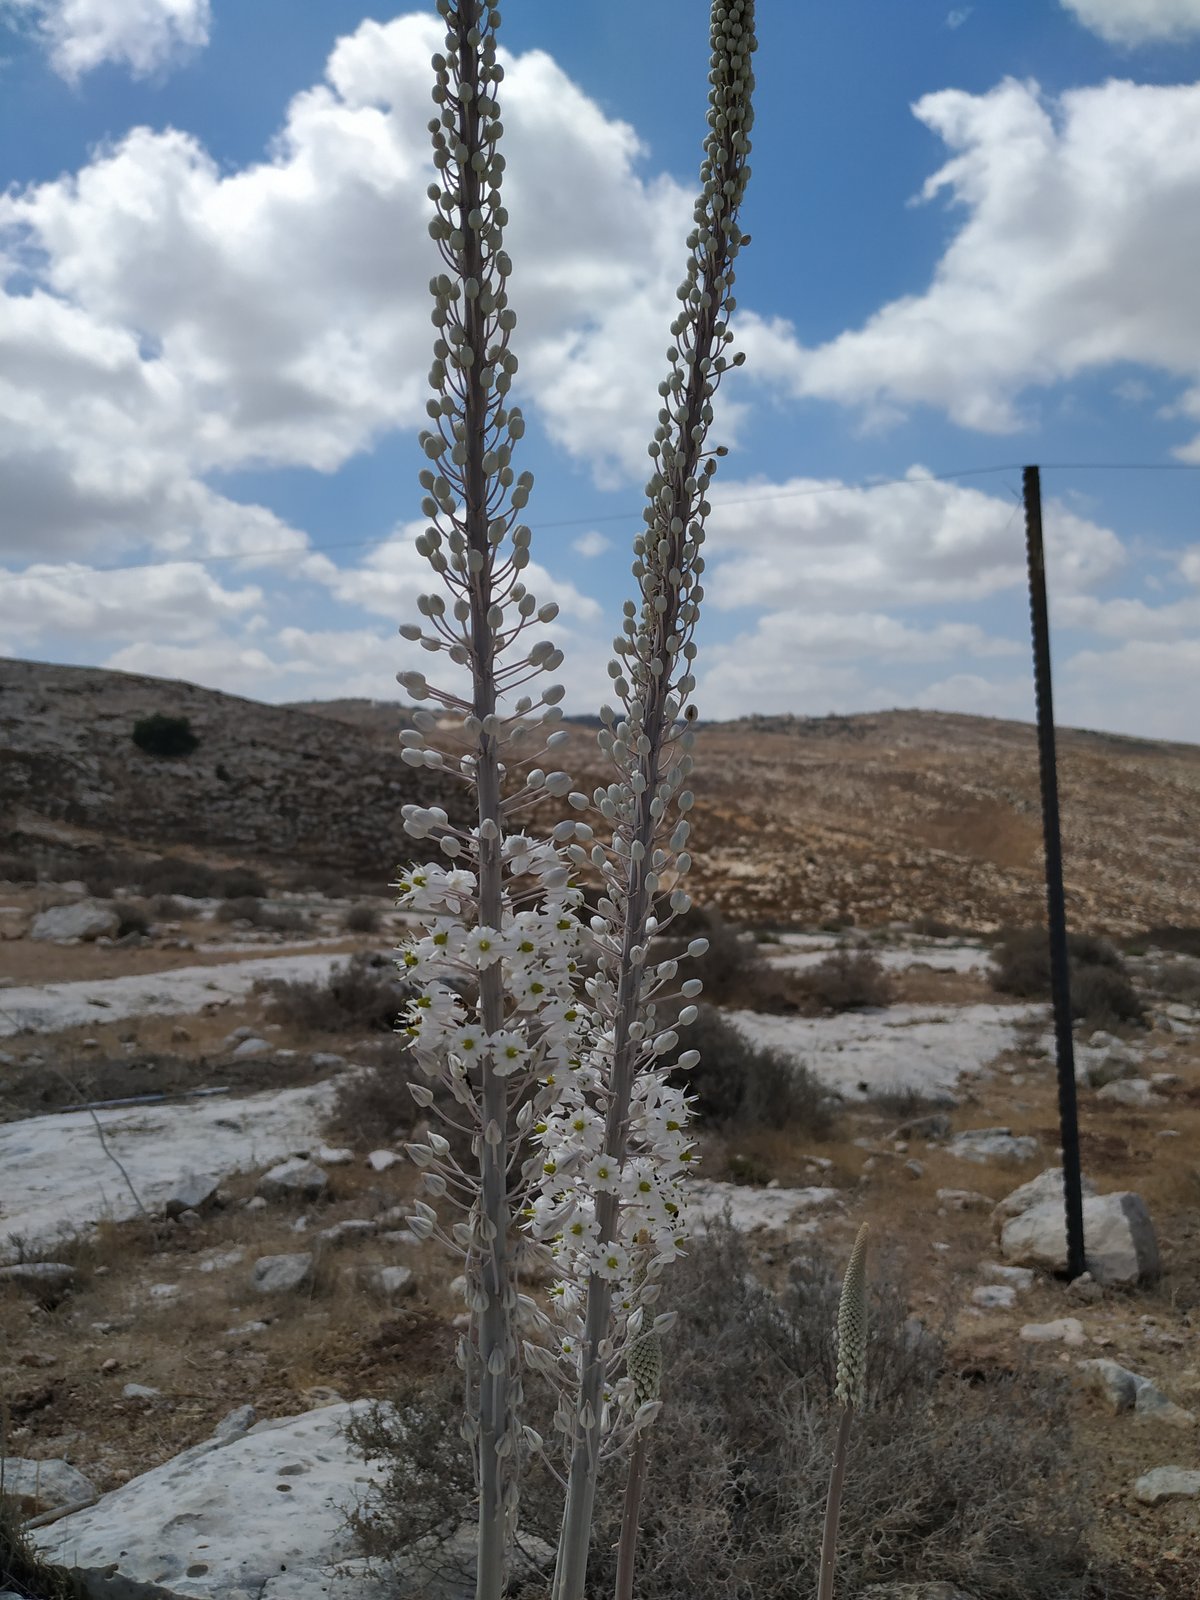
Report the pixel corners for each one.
[219,866,267,899]
[0,1494,79,1599]
[286,865,359,896]
[667,1005,834,1138]
[1138,924,1200,959]
[135,857,222,898]
[658,905,763,1005]
[112,899,151,937]
[344,1368,474,1563]
[800,949,892,1012]
[151,893,187,919]
[258,952,411,1034]
[348,1226,1130,1600]
[216,896,308,933]
[1146,957,1200,1007]
[332,1061,417,1146]
[0,853,38,884]
[82,851,147,898]
[912,913,956,939]
[991,927,1144,1027]
[568,1227,1130,1600]
[344,901,383,934]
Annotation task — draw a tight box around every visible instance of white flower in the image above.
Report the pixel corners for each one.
[464,925,507,967]
[490,1028,529,1076]
[582,1152,623,1195]
[589,1242,630,1282]
[452,1023,486,1061]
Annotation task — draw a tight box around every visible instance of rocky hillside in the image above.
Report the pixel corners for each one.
[3,659,1197,931]
[0,658,462,880]
[293,697,1200,934]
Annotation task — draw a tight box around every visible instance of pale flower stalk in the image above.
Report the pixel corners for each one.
[544,5,757,1596]
[393,5,756,1598]
[391,4,586,1596]
[818,1222,869,1600]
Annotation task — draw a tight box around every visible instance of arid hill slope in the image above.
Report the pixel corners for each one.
[0,658,459,878]
[1,658,1194,930]
[291,697,1200,934]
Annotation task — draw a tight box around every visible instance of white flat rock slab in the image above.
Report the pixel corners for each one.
[766,943,990,976]
[686,1179,840,1234]
[725,1002,1043,1099]
[0,952,347,1036]
[34,1402,384,1599]
[0,1081,338,1260]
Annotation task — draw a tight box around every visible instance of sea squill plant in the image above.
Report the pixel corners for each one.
[818,1222,869,1600]
[390,4,756,1598]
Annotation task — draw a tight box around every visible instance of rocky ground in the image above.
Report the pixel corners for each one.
[2,660,1200,1597]
[2,870,1199,1596]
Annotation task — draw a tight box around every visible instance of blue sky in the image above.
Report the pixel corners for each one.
[2,0,1200,739]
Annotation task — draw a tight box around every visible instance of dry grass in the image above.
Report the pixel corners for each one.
[0,1156,460,1498]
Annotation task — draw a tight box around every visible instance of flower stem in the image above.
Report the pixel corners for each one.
[614,1431,650,1600]
[817,1406,854,1600]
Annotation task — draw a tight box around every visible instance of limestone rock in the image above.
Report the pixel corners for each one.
[257,1158,328,1200]
[250,1252,313,1294]
[0,1261,76,1301]
[947,1128,1037,1164]
[1096,1078,1159,1107]
[30,901,119,943]
[971,1284,1015,1310]
[991,1168,1098,1232]
[1084,1047,1140,1089]
[122,1383,163,1401]
[998,1191,1159,1284]
[1077,1358,1139,1412]
[1134,1467,1200,1506]
[33,1402,389,1597]
[231,1036,271,1059]
[937,1188,991,1212]
[365,1265,415,1299]
[367,1148,401,1172]
[163,1171,219,1218]
[211,1404,257,1442]
[1019,1318,1086,1345]
[0,1456,96,1514]
[979,1263,1034,1292]
[1134,1383,1196,1428]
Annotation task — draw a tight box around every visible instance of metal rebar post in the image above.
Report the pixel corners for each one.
[1022,464,1086,1281]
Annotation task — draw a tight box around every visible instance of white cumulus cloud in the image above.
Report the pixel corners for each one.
[1061,0,1200,44]
[740,76,1200,456]
[3,0,210,82]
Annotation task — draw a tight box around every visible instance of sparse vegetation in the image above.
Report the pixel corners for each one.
[0,1493,78,1600]
[990,926,1145,1027]
[257,951,411,1034]
[0,853,38,885]
[215,895,308,934]
[111,900,150,938]
[349,1225,1129,1600]
[657,905,764,1005]
[800,948,893,1012]
[343,901,382,934]
[1133,925,1200,959]
[1145,956,1200,1008]
[133,857,222,899]
[131,712,199,758]
[667,1005,834,1137]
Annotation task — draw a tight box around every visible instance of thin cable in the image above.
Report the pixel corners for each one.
[15,459,1197,579]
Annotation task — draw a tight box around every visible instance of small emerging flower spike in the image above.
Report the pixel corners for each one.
[834,1223,868,1411]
